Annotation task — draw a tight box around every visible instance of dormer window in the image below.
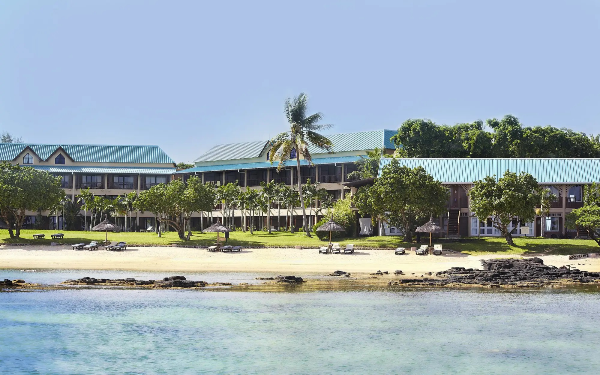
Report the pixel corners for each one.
[290,148,297,159]
[55,154,65,164]
[23,153,33,164]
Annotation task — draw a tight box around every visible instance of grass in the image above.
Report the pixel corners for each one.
[1,229,598,256]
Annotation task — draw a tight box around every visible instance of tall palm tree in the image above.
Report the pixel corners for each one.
[269,93,333,236]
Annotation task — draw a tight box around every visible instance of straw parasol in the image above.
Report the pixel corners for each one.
[203,221,230,243]
[91,219,116,243]
[316,218,346,246]
[415,218,442,247]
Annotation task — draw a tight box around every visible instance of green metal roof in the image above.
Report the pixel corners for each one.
[194,141,268,162]
[32,166,176,175]
[194,129,396,163]
[0,144,175,164]
[178,156,361,174]
[379,158,600,184]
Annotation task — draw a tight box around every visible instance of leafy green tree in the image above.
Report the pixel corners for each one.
[242,189,262,234]
[269,93,333,237]
[353,159,448,242]
[313,195,356,240]
[280,185,299,232]
[566,183,600,246]
[391,119,445,157]
[0,163,65,238]
[1,132,23,143]
[183,176,216,238]
[77,188,94,230]
[217,182,240,229]
[469,171,552,246]
[135,179,213,240]
[176,162,194,170]
[260,180,281,234]
[347,148,384,181]
[61,199,82,230]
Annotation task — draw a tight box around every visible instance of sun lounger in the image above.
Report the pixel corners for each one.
[433,244,443,256]
[221,245,233,252]
[83,241,99,251]
[33,234,45,239]
[72,243,85,250]
[415,245,428,255]
[208,245,219,252]
[343,244,354,254]
[108,242,127,251]
[395,247,406,255]
[51,233,64,239]
[232,246,242,252]
[319,247,328,254]
[331,243,341,254]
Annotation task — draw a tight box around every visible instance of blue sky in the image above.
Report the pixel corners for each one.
[1,0,599,163]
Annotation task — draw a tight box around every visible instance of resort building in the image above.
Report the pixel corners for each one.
[376,158,600,238]
[178,130,397,229]
[0,143,176,230]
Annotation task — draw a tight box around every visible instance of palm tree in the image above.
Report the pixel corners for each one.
[269,93,333,236]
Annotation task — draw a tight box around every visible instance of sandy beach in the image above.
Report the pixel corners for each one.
[2,245,600,276]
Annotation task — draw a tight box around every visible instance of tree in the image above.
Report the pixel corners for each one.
[566,183,600,246]
[269,93,333,237]
[77,188,94,230]
[216,182,240,229]
[1,132,23,143]
[242,189,262,234]
[61,199,82,230]
[176,162,194,170]
[260,180,280,234]
[347,148,384,181]
[135,178,215,240]
[0,163,65,238]
[314,195,356,240]
[469,171,552,246]
[353,159,448,242]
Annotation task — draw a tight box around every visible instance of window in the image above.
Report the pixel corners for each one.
[55,154,65,164]
[568,186,582,202]
[23,153,33,164]
[290,148,296,159]
[113,176,134,189]
[247,169,267,187]
[145,176,167,189]
[548,186,560,200]
[318,165,342,183]
[204,172,222,185]
[545,217,560,232]
[81,175,102,189]
[59,175,70,188]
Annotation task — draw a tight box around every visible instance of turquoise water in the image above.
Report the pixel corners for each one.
[2,271,600,374]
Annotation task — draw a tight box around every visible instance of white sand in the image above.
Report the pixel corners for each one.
[2,245,600,275]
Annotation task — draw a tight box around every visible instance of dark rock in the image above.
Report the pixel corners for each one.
[275,275,304,283]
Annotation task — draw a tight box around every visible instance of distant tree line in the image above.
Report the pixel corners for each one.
[391,115,600,158]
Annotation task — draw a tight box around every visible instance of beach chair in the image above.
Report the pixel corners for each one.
[319,247,328,254]
[433,244,443,256]
[83,241,98,251]
[232,246,242,252]
[104,241,118,251]
[415,245,428,255]
[221,245,233,252]
[343,244,354,254]
[331,243,341,254]
[72,243,85,250]
[110,242,127,251]
[51,233,64,239]
[208,245,219,252]
[394,247,406,255]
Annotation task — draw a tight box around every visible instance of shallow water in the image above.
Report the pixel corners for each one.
[2,271,600,374]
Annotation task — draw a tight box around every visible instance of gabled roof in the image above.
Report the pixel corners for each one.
[0,144,175,164]
[380,158,600,184]
[194,141,268,162]
[194,129,396,163]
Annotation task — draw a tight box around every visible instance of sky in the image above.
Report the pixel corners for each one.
[1,0,599,164]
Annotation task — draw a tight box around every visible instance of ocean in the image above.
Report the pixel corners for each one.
[2,270,600,374]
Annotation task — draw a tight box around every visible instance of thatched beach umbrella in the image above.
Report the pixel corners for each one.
[316,219,346,246]
[203,221,230,243]
[415,219,442,247]
[92,219,116,243]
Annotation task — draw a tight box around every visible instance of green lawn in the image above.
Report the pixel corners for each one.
[1,229,598,255]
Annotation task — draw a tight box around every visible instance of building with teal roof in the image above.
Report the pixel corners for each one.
[179,129,397,230]
[0,143,176,230]
[375,158,600,238]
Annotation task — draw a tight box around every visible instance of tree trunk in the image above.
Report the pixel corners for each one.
[267,200,271,234]
[296,159,311,237]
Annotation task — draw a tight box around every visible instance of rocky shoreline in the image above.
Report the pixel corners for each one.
[3,258,600,291]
